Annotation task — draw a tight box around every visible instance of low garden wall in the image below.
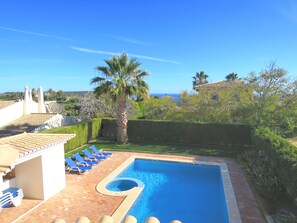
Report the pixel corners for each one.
[101,119,252,147]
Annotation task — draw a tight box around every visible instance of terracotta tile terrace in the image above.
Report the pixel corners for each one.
[1,151,266,223]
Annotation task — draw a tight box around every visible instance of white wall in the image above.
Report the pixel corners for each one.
[0,101,23,127]
[15,156,44,199]
[30,102,39,114]
[31,114,77,132]
[0,178,16,193]
[41,144,66,200]
[0,101,40,127]
[14,143,66,200]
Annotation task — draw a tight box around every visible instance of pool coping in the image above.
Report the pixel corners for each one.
[96,155,242,223]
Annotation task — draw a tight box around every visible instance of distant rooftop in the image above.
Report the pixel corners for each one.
[195,80,242,90]
[0,100,16,109]
[0,133,75,157]
[0,113,56,138]
[0,133,75,175]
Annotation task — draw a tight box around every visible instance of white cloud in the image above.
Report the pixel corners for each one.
[0,26,78,42]
[103,34,154,46]
[70,46,182,64]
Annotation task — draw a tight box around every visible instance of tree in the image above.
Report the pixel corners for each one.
[91,53,149,144]
[235,62,297,125]
[225,73,238,81]
[142,96,177,120]
[192,71,208,90]
[78,92,136,120]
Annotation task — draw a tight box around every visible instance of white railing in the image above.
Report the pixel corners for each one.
[53,215,182,223]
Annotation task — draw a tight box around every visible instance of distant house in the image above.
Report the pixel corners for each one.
[0,133,75,200]
[0,86,47,127]
[0,86,76,138]
[194,80,244,106]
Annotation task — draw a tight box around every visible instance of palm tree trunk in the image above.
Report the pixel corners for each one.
[116,94,128,144]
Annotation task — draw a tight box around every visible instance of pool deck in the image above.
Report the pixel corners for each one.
[1,151,266,223]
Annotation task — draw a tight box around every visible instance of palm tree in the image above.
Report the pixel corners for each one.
[225,73,238,82]
[91,53,149,144]
[192,71,209,90]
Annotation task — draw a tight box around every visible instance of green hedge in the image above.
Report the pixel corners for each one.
[253,126,297,204]
[43,118,102,153]
[101,119,252,147]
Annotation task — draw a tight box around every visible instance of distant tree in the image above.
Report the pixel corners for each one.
[91,53,149,144]
[192,71,209,90]
[45,88,56,101]
[31,88,37,101]
[56,90,67,102]
[225,73,238,81]
[78,92,136,120]
[235,62,297,125]
[142,96,177,120]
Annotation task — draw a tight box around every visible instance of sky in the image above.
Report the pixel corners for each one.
[0,0,297,94]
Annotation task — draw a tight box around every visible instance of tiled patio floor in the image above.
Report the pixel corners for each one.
[1,151,266,223]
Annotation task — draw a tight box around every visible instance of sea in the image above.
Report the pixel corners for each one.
[150,93,180,103]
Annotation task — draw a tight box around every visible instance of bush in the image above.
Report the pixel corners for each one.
[253,126,297,205]
[239,150,282,200]
[43,118,102,153]
[101,119,252,147]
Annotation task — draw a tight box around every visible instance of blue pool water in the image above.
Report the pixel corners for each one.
[106,178,138,192]
[115,159,229,223]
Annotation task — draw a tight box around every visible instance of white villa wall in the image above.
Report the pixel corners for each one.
[0,178,16,193]
[13,143,66,200]
[15,156,44,199]
[0,101,23,127]
[41,144,66,200]
[30,102,39,114]
[31,114,77,132]
[0,100,40,127]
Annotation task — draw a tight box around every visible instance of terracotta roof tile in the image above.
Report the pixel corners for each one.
[0,100,15,109]
[0,133,75,176]
[0,144,19,175]
[195,80,242,90]
[0,113,56,138]
[0,133,75,157]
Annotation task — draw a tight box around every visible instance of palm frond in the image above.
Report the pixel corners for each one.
[91,53,149,100]
[90,76,106,85]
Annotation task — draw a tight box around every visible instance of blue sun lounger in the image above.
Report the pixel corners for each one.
[90,145,112,157]
[65,157,92,174]
[0,187,24,212]
[82,149,107,161]
[73,153,99,166]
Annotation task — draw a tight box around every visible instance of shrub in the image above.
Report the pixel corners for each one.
[43,118,102,153]
[101,119,252,147]
[239,150,282,200]
[253,126,297,204]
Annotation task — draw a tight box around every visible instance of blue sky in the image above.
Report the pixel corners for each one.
[0,0,297,94]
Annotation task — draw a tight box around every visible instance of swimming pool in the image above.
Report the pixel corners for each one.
[116,159,229,223]
[96,156,241,223]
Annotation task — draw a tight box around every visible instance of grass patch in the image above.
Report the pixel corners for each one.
[65,137,243,158]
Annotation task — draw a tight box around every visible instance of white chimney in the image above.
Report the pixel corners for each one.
[23,86,30,115]
[38,86,45,113]
[29,89,32,101]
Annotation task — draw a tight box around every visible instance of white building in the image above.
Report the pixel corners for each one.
[0,133,75,200]
[0,86,46,128]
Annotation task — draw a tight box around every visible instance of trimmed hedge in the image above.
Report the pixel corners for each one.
[101,119,252,147]
[253,126,297,204]
[43,118,102,153]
